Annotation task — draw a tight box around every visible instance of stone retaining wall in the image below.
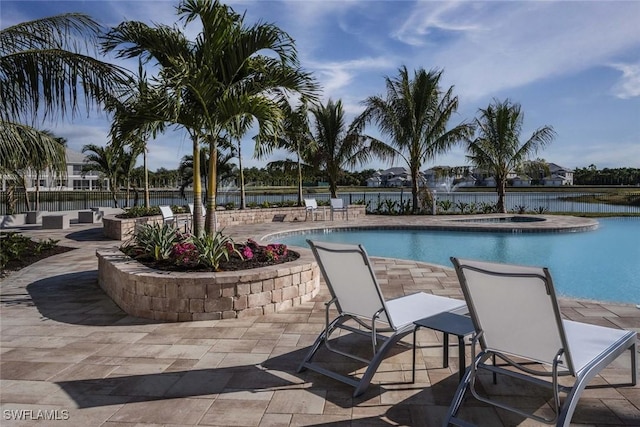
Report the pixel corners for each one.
[103,205,366,240]
[96,249,320,321]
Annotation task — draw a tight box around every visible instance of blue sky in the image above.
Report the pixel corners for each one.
[2,0,639,172]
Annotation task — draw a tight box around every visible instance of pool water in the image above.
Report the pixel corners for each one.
[274,218,640,304]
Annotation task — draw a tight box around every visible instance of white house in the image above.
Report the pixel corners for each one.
[512,175,532,187]
[1,147,108,191]
[543,174,570,186]
[547,163,574,185]
[375,167,412,187]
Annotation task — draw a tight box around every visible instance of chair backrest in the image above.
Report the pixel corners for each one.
[304,198,318,210]
[188,203,206,217]
[307,240,393,327]
[159,205,174,220]
[451,257,574,373]
[330,198,344,209]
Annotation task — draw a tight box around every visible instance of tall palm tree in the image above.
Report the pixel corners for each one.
[107,60,164,208]
[309,99,375,198]
[102,0,318,235]
[353,66,474,213]
[257,102,315,206]
[466,99,556,212]
[226,115,252,209]
[82,143,124,208]
[0,13,130,174]
[178,146,236,202]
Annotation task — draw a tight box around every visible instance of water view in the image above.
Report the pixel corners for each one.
[275,217,640,305]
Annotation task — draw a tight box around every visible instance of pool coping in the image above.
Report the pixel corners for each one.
[261,214,600,242]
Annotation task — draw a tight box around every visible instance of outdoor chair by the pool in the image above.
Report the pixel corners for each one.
[298,240,466,397]
[445,257,637,427]
[330,198,348,220]
[160,205,190,232]
[304,198,321,221]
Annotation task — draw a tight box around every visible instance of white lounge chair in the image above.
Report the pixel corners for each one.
[330,198,348,220]
[304,198,322,221]
[159,205,190,232]
[298,240,466,397]
[445,257,637,427]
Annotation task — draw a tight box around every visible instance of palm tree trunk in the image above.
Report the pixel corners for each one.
[110,179,119,208]
[143,150,150,208]
[411,167,420,214]
[35,171,41,211]
[125,177,131,208]
[238,143,245,210]
[296,154,303,207]
[191,135,204,236]
[497,179,507,213]
[20,176,32,211]
[205,142,218,236]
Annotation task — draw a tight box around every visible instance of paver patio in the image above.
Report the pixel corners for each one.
[1,217,638,426]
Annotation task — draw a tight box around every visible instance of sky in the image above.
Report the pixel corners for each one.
[2,0,639,172]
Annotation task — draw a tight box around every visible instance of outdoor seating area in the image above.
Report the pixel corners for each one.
[1,218,638,426]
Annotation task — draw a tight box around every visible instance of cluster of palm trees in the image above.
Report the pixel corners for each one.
[1,0,556,229]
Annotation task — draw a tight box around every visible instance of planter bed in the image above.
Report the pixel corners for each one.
[97,249,320,321]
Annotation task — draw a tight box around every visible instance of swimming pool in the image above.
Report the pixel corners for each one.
[273,217,640,305]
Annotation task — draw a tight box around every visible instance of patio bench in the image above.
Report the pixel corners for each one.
[42,214,70,230]
[78,210,100,223]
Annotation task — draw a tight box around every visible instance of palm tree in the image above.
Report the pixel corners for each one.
[226,115,252,209]
[257,102,314,206]
[0,13,129,176]
[108,60,164,208]
[353,66,474,213]
[308,99,377,198]
[82,143,124,208]
[466,99,556,212]
[178,146,236,202]
[102,0,318,235]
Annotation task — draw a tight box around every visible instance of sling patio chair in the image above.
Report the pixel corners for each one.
[298,240,466,397]
[159,205,190,232]
[445,257,637,427]
[304,198,323,221]
[330,198,348,220]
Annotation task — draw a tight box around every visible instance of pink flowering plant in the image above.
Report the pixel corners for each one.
[171,242,199,267]
[122,224,297,272]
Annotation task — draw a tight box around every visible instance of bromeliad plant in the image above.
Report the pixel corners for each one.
[121,223,293,272]
[191,232,241,270]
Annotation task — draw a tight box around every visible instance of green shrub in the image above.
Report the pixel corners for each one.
[0,233,60,269]
[117,206,161,218]
[191,231,241,271]
[125,223,182,261]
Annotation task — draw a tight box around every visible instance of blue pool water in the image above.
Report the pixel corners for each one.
[274,218,640,304]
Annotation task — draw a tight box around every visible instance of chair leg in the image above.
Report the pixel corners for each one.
[443,365,473,426]
[353,333,406,397]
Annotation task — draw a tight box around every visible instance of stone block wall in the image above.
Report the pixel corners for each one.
[103,205,366,240]
[97,249,320,321]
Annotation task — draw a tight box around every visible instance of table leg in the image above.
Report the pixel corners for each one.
[458,335,466,381]
[412,327,418,383]
[443,332,449,368]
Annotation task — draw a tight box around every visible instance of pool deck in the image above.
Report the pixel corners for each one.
[1,214,639,426]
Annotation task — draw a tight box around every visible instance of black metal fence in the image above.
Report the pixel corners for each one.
[1,189,639,215]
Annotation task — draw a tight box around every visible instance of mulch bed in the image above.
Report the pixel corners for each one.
[1,244,76,278]
[130,250,300,272]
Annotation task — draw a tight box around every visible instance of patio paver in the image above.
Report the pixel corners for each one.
[1,217,638,426]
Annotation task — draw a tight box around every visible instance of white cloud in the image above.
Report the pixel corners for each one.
[609,62,640,99]
[394,1,640,101]
[392,1,482,47]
